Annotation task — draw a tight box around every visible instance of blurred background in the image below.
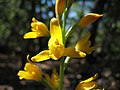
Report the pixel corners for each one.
[0,0,120,90]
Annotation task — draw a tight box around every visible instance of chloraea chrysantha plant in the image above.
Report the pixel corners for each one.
[17,0,103,90]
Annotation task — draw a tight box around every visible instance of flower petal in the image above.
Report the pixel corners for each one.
[76,82,97,90]
[51,69,59,89]
[24,63,40,74]
[31,50,50,62]
[17,71,28,80]
[23,32,45,39]
[79,40,91,53]
[48,37,64,60]
[81,73,98,83]
[17,64,41,81]
[31,21,49,34]
[75,32,90,51]
[85,46,96,54]
[63,47,86,58]
[50,18,62,43]
[79,13,103,28]
[55,0,66,17]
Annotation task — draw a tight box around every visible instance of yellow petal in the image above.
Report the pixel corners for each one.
[31,50,50,62]
[55,0,66,17]
[82,82,97,90]
[48,37,64,60]
[79,13,103,28]
[31,21,49,35]
[23,32,45,39]
[81,73,98,83]
[75,32,90,51]
[63,47,86,58]
[24,63,40,74]
[51,69,59,89]
[79,40,91,53]
[85,46,96,54]
[75,82,97,90]
[23,17,49,39]
[17,71,25,80]
[17,63,42,81]
[50,18,62,43]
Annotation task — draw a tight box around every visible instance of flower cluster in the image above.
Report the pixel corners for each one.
[18,0,103,90]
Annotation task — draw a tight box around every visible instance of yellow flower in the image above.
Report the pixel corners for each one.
[78,13,103,28]
[75,73,98,90]
[44,69,59,89]
[31,18,64,62]
[23,17,49,39]
[31,19,94,62]
[55,0,66,18]
[63,32,95,58]
[17,63,42,81]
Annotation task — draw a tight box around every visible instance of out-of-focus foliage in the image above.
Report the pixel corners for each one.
[0,0,120,90]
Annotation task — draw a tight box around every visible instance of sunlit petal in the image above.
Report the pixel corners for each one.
[76,82,97,90]
[79,13,103,28]
[75,73,98,90]
[31,50,50,62]
[75,32,90,51]
[17,63,42,81]
[23,32,44,39]
[55,0,66,18]
[50,18,62,43]
[48,37,64,60]
[31,21,49,34]
[63,47,86,58]
[24,17,49,39]
[81,73,98,83]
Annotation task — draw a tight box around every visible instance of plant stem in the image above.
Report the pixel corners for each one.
[65,24,77,40]
[62,8,67,45]
[58,58,64,90]
[58,6,68,90]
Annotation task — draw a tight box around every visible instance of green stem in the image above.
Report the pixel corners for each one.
[65,24,77,41]
[58,58,64,90]
[62,8,68,45]
[58,5,68,90]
